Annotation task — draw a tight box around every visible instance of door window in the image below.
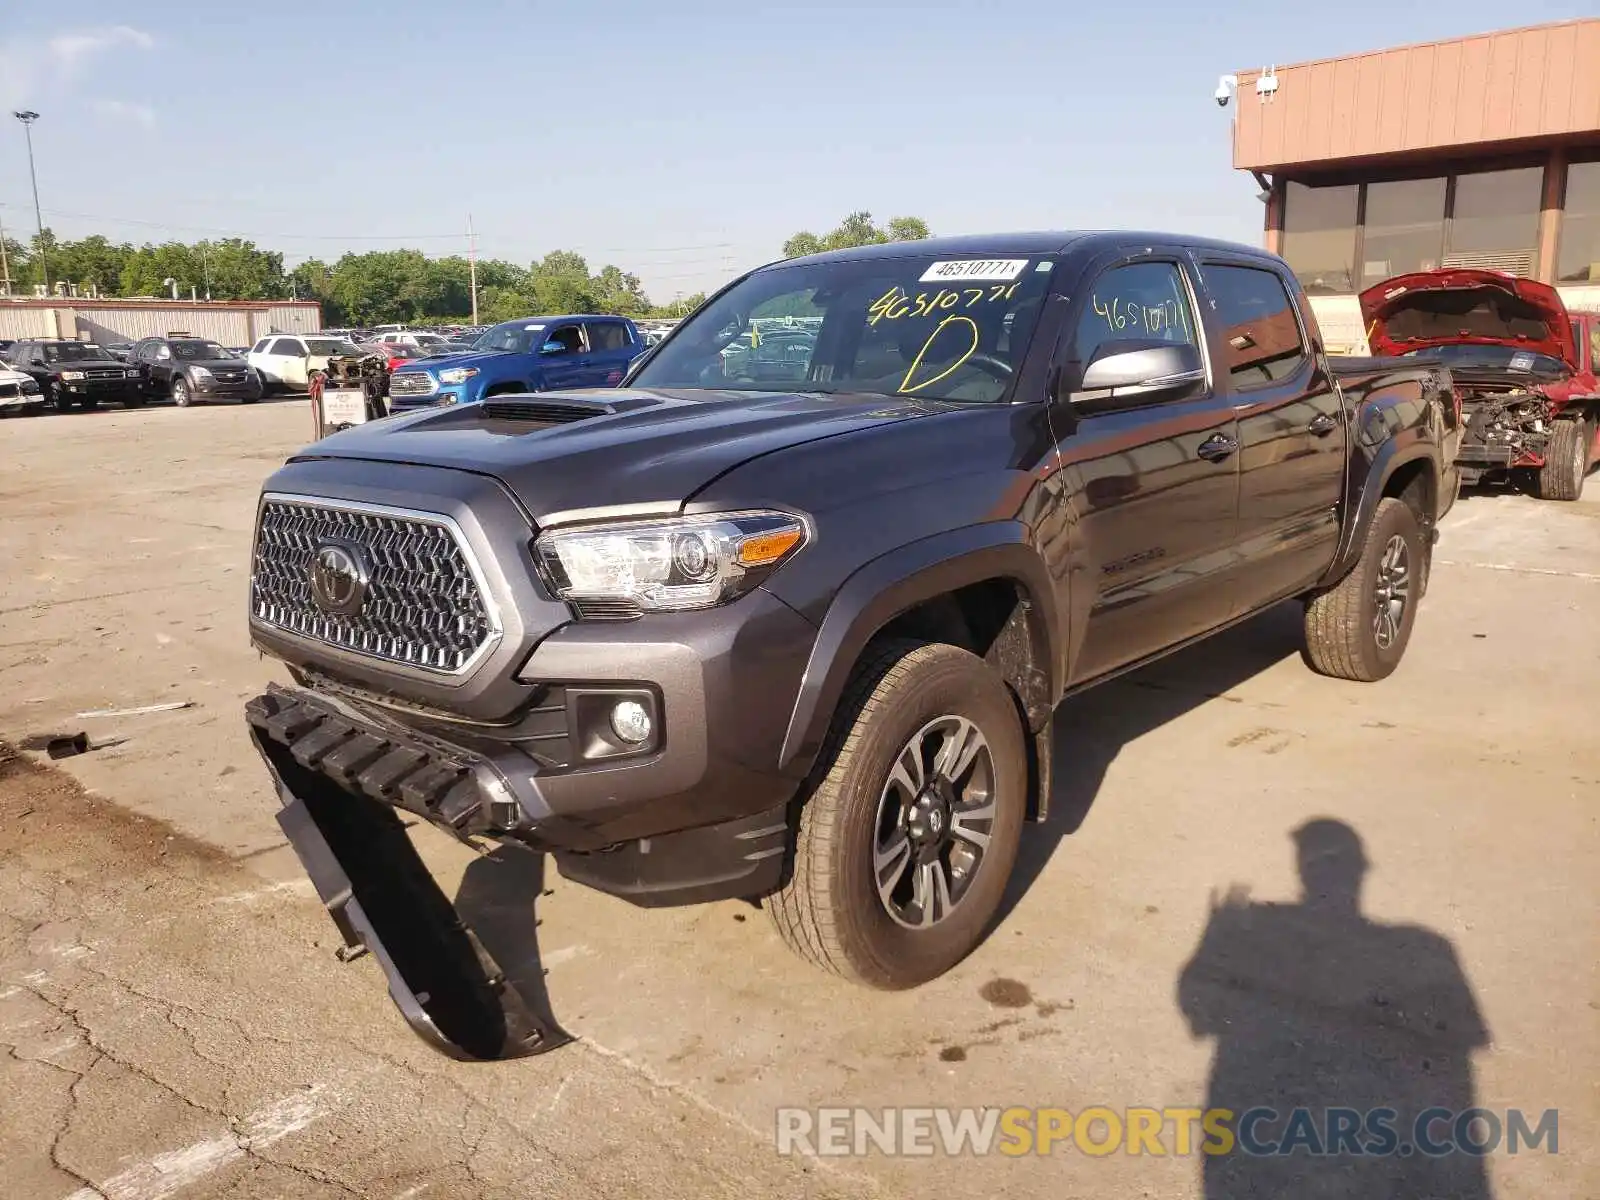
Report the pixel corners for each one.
[269,338,303,356]
[584,321,633,352]
[1073,261,1199,366]
[1200,265,1308,387]
[251,339,270,354]
[542,326,584,355]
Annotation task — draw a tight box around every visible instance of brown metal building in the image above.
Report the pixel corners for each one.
[1230,17,1600,349]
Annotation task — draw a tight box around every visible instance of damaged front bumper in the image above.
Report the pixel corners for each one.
[247,681,793,1056]
[249,688,570,1060]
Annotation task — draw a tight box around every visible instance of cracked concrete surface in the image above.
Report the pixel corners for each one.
[1,403,1597,1199]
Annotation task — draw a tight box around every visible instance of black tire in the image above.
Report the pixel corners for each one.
[45,383,70,413]
[1303,497,1422,682]
[171,376,192,407]
[80,394,100,411]
[1537,419,1589,502]
[768,639,1027,989]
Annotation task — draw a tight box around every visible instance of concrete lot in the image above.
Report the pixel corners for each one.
[1,400,1596,1199]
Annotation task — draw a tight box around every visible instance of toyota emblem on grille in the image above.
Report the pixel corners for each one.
[308,541,369,615]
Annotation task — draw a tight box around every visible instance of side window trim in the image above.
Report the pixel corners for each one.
[1194,256,1313,394]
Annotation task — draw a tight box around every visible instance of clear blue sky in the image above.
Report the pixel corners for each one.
[0,1,1589,302]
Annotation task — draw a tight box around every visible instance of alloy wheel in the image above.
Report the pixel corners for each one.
[1372,534,1410,650]
[872,715,996,929]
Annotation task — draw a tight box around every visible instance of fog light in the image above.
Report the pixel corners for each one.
[610,699,652,744]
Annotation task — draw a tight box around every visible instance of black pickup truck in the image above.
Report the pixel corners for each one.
[244,232,1459,1058]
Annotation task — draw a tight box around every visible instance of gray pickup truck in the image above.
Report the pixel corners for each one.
[244,231,1459,1058]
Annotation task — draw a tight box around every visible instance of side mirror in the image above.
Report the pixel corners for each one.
[1069,341,1204,406]
[540,340,565,355]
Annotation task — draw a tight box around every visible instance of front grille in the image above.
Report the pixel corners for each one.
[388,373,436,397]
[251,497,497,673]
[213,371,246,383]
[86,367,125,381]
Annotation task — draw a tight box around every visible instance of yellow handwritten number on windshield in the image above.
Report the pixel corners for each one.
[899,315,981,394]
[869,283,1018,325]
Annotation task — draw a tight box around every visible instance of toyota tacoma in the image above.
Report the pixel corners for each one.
[245,232,1459,1058]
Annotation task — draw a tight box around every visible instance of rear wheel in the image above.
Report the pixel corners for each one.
[768,640,1027,989]
[1303,497,1421,682]
[1538,418,1590,501]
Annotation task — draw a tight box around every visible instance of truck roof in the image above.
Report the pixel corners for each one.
[777,230,1276,269]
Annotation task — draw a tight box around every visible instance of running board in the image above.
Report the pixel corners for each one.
[255,731,570,1060]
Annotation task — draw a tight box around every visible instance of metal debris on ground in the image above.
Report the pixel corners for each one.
[75,700,194,719]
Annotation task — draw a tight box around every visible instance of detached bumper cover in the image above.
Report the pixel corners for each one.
[252,710,569,1060]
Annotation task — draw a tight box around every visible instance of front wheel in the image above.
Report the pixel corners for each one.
[1303,497,1422,682]
[768,640,1027,988]
[171,376,192,407]
[1537,419,1590,501]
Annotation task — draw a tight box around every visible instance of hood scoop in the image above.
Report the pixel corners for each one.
[481,395,617,423]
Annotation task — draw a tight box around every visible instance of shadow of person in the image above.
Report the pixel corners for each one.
[1178,819,1492,1199]
[999,600,1306,921]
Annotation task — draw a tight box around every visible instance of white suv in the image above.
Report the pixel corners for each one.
[247,334,358,393]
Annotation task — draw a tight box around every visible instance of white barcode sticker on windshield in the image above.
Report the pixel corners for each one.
[918,259,1029,283]
[1509,351,1535,371]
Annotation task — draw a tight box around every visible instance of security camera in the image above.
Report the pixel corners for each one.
[1214,74,1237,107]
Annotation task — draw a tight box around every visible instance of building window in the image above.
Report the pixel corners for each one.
[1281,182,1357,295]
[1361,178,1446,286]
[1558,160,1600,283]
[1445,166,1542,275]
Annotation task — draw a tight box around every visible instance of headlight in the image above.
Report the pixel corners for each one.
[21,380,40,393]
[534,510,809,614]
[437,367,478,384]
[190,366,213,379]
[60,371,85,381]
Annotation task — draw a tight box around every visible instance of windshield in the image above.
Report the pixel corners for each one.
[43,343,115,362]
[1399,344,1569,374]
[472,322,542,353]
[305,338,351,356]
[412,333,446,346]
[633,253,1054,401]
[172,341,231,361]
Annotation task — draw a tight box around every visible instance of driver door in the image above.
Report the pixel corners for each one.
[535,324,590,391]
[1049,254,1243,684]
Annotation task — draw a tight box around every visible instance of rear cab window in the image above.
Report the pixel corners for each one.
[584,321,634,352]
[1199,264,1308,387]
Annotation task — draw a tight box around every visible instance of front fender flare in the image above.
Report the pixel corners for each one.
[776,522,1062,776]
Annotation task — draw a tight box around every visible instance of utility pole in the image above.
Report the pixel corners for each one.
[0,207,11,296]
[467,214,479,326]
[13,110,47,292]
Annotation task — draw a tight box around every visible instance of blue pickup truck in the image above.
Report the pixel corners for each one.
[385,314,644,411]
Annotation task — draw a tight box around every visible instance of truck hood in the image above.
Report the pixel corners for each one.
[1359,269,1577,369]
[294,387,949,523]
[391,349,503,376]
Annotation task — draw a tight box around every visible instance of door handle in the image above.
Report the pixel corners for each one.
[1196,432,1239,463]
[1308,412,1339,436]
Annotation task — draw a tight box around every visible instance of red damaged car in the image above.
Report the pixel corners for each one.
[1360,269,1600,501]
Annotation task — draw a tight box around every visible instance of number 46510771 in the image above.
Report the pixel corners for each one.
[867,282,1019,325]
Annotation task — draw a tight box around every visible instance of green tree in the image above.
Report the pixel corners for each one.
[782,231,825,259]
[783,213,933,258]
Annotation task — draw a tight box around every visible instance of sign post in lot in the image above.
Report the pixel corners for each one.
[308,363,387,440]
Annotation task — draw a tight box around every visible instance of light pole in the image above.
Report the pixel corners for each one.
[12,110,47,292]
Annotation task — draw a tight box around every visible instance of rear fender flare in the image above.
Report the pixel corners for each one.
[777,523,1062,777]
[1323,434,1438,586]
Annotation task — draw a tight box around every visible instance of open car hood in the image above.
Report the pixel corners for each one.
[1358,269,1577,370]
